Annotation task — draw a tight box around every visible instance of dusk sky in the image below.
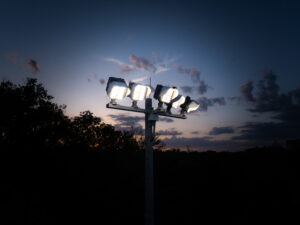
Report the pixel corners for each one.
[1,0,300,151]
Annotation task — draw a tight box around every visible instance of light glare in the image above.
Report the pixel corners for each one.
[172,95,185,108]
[130,83,151,101]
[160,87,178,103]
[107,80,130,100]
[187,100,200,112]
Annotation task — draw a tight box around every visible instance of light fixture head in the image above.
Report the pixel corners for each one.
[106,77,131,103]
[180,96,200,113]
[129,82,151,101]
[154,85,179,104]
[171,95,186,108]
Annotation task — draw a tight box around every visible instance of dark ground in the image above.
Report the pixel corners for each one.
[1,147,299,225]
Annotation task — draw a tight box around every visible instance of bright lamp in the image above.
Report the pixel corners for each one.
[154,85,179,104]
[106,77,130,103]
[171,95,186,108]
[129,82,151,101]
[180,96,200,113]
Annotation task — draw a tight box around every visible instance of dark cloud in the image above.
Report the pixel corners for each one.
[174,64,200,81]
[27,59,40,74]
[90,72,105,85]
[119,64,134,74]
[228,96,241,103]
[209,126,234,135]
[108,114,174,130]
[158,129,182,136]
[180,86,194,93]
[129,55,157,73]
[162,136,245,152]
[233,121,300,141]
[234,70,300,144]
[191,131,200,134]
[240,70,300,113]
[240,80,254,102]
[108,114,144,131]
[158,117,174,123]
[99,79,105,85]
[174,64,209,95]
[197,97,226,111]
[196,80,209,95]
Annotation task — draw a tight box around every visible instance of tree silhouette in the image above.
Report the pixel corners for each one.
[0,78,69,151]
[0,78,141,152]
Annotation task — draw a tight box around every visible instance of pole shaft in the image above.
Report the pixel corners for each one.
[145,98,154,225]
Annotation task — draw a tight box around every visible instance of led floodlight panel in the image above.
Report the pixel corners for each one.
[129,82,151,101]
[106,77,131,100]
[154,85,179,103]
[171,95,186,108]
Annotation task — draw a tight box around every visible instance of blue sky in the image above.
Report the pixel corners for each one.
[1,0,300,151]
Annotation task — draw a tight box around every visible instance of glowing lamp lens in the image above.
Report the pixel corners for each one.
[130,83,151,101]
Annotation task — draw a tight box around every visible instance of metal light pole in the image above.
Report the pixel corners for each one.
[144,98,155,225]
[106,98,186,225]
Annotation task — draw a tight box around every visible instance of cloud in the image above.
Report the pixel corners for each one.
[105,57,124,65]
[89,72,105,85]
[119,64,135,74]
[240,80,255,102]
[174,64,209,95]
[129,55,157,73]
[197,97,226,111]
[158,117,174,123]
[208,126,234,135]
[157,129,182,136]
[105,57,134,74]
[196,80,209,95]
[234,70,300,144]
[228,96,241,103]
[232,121,300,141]
[4,52,18,62]
[240,70,299,113]
[99,79,105,85]
[191,131,200,134]
[27,59,40,73]
[181,86,194,93]
[174,64,200,81]
[108,113,174,131]
[162,136,245,152]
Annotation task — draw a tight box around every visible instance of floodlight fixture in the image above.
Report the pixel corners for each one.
[166,95,186,113]
[180,96,200,114]
[129,82,152,107]
[154,85,179,104]
[106,77,131,104]
[154,85,179,111]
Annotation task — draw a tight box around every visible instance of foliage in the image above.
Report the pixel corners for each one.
[0,78,140,152]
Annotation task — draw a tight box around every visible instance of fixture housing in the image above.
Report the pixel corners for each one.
[180,96,200,113]
[154,84,179,111]
[129,82,152,107]
[106,77,131,104]
[166,95,186,113]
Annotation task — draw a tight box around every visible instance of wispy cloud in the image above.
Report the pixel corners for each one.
[105,57,135,75]
[174,64,209,95]
[129,55,157,73]
[208,126,235,135]
[119,64,135,74]
[197,97,226,111]
[88,72,105,85]
[157,129,182,136]
[27,59,40,74]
